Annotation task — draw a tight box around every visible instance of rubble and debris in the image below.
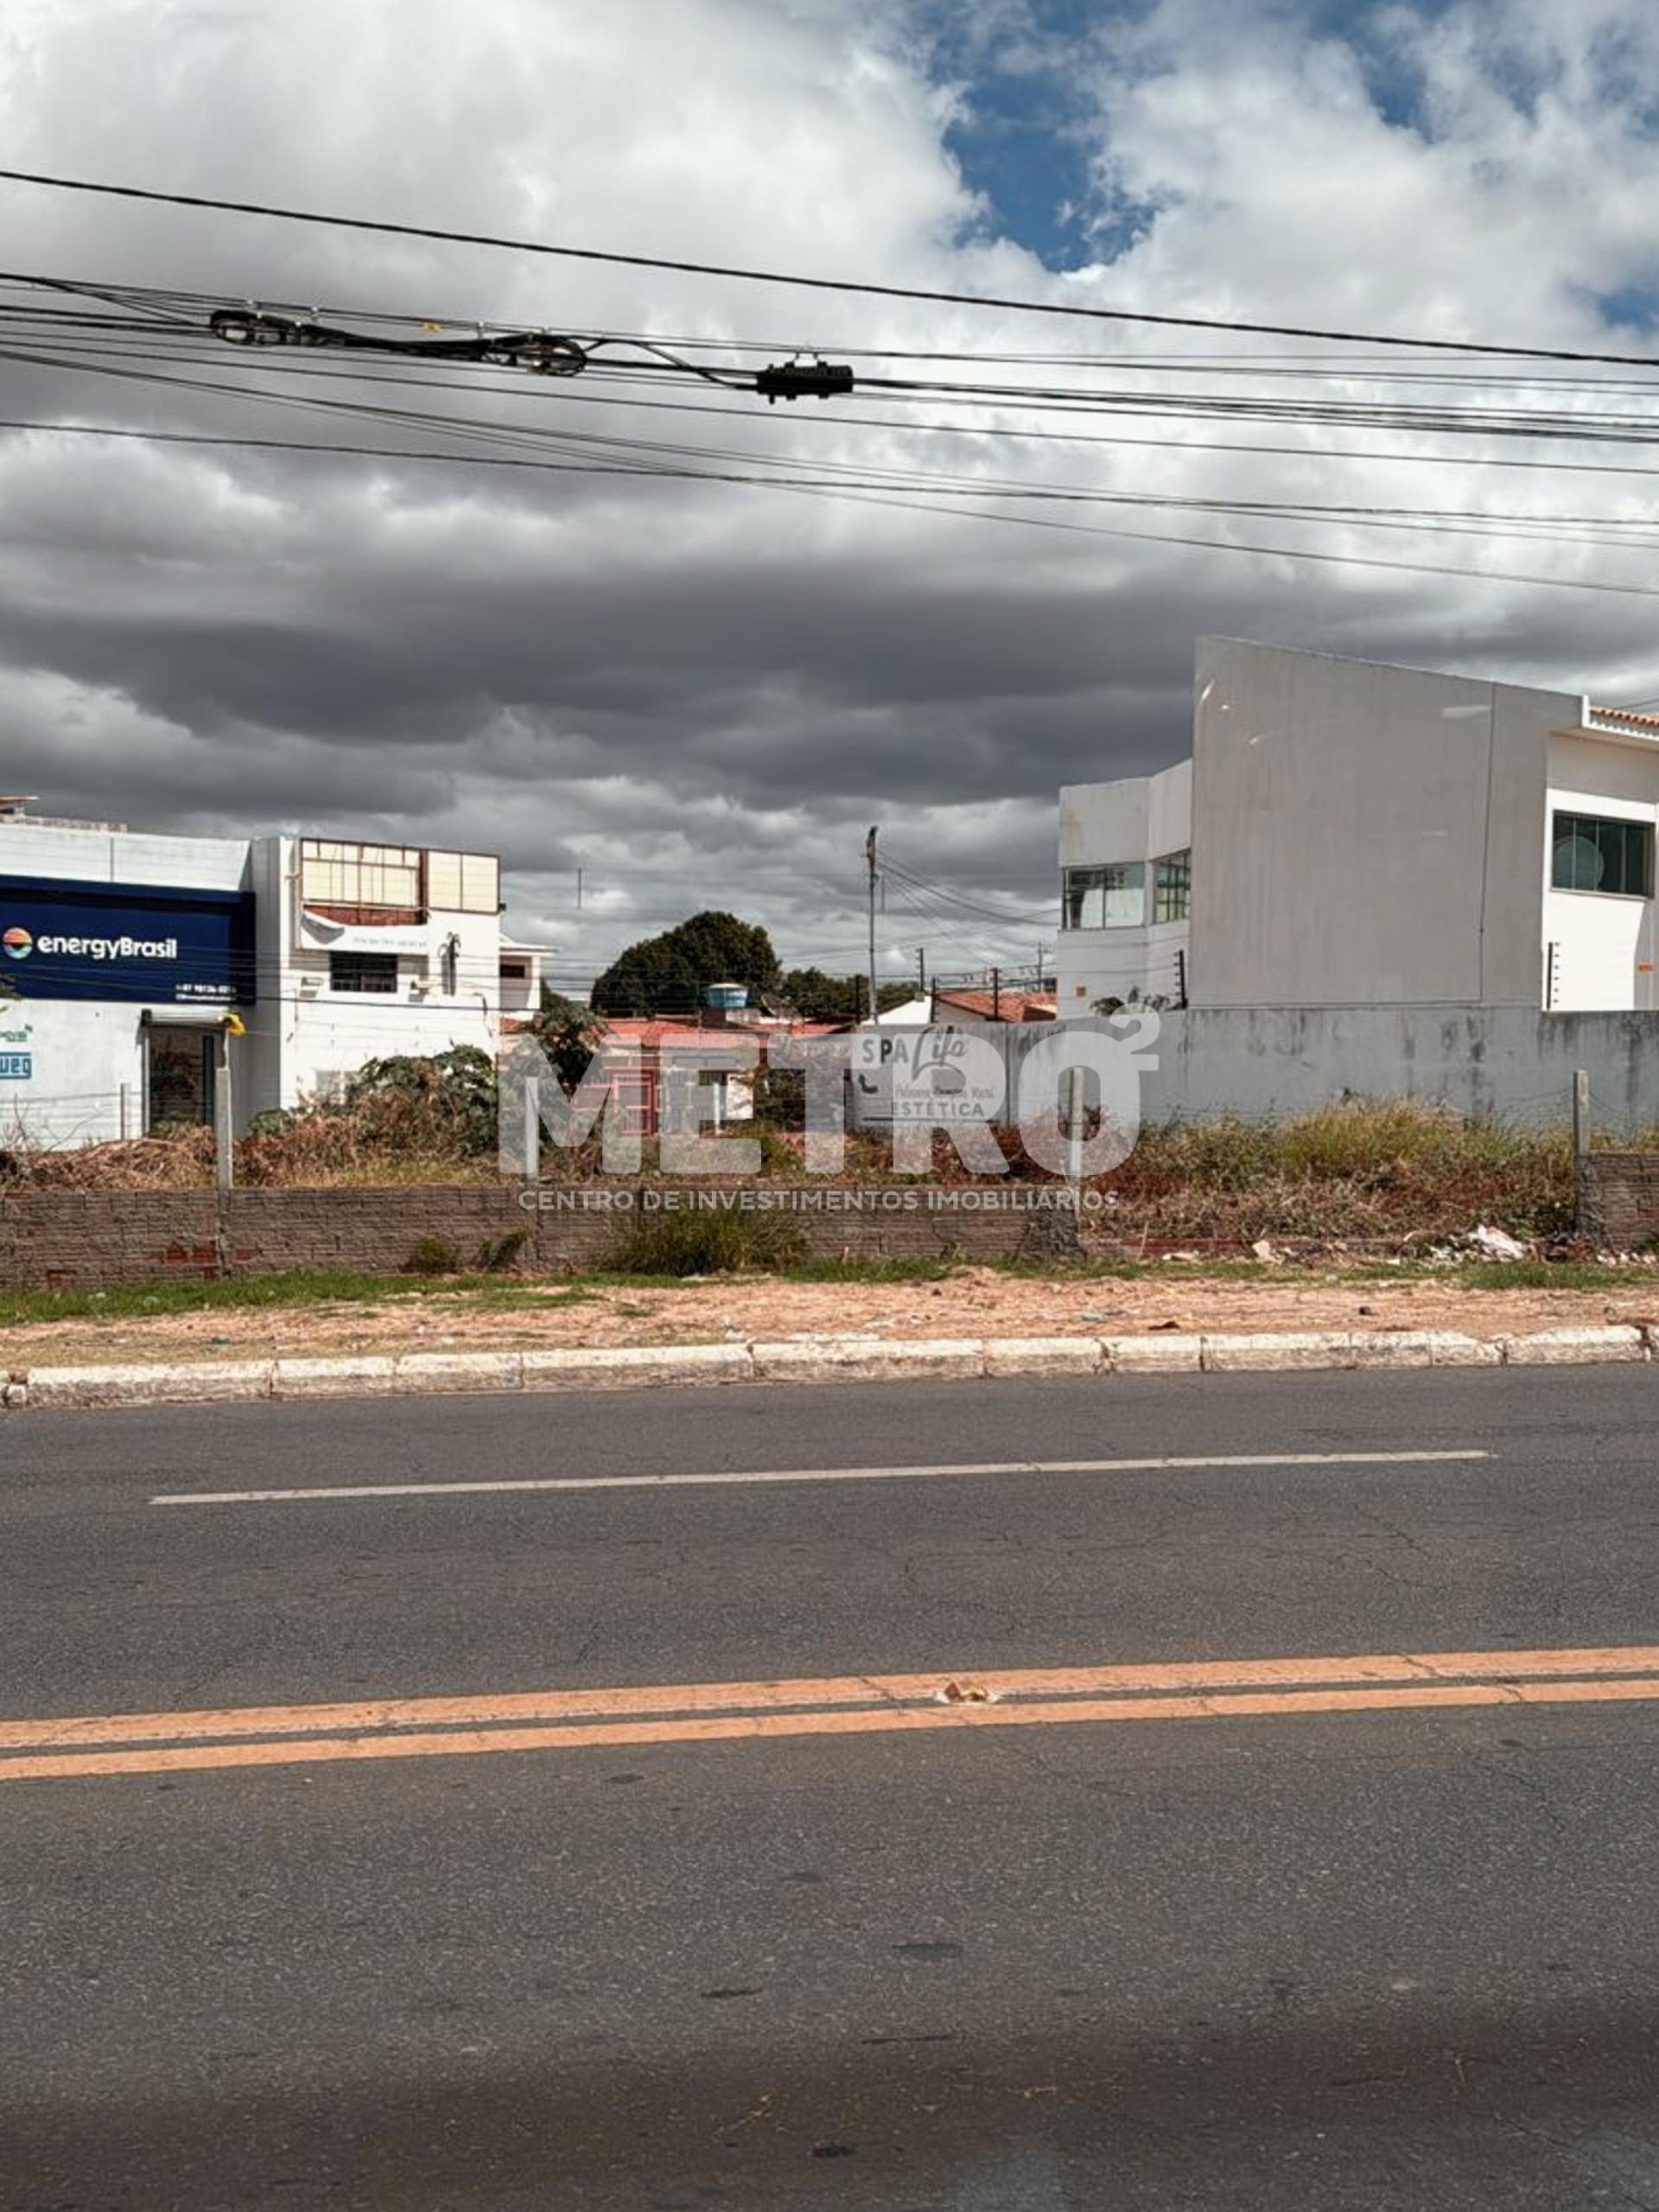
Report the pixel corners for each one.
[938,1680,996,1705]
[1471,1224,1529,1262]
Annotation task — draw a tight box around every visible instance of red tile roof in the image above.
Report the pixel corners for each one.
[597,1018,843,1049]
[1590,705,1659,731]
[932,987,1057,1023]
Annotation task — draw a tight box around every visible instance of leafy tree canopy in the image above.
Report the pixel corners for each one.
[537,985,592,1024]
[590,911,780,1016]
[778,968,915,1022]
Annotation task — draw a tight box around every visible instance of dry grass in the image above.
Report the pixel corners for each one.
[0,1096,1586,1243]
[1092,1103,1576,1243]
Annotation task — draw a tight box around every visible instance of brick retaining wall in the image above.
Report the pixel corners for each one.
[0,1182,1080,1289]
[1577,1154,1659,1249]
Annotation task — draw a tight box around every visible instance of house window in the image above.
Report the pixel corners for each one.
[1154,849,1192,924]
[329,951,398,994]
[1551,812,1654,898]
[1062,862,1146,930]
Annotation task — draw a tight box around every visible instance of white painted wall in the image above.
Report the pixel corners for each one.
[258,835,502,1107]
[1057,760,1192,1014]
[1542,732,1659,1013]
[1189,639,1578,1010]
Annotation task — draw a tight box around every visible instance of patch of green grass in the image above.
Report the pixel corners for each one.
[1448,1261,1651,1293]
[0,1270,594,1330]
[600,1206,810,1277]
[2,1248,1645,1337]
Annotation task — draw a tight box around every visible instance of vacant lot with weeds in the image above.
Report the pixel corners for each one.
[0,1099,1605,1245]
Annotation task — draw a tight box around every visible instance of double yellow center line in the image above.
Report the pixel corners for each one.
[4,1644,1659,1783]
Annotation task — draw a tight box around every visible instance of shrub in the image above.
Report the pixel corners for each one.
[406,1235,461,1275]
[344,1046,499,1156]
[480,1226,531,1272]
[602,1203,808,1276]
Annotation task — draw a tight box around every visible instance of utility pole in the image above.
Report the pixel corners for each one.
[866,825,880,1026]
[990,964,1001,1020]
[916,946,926,997]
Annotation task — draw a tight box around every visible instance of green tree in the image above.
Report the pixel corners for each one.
[518,1001,608,1090]
[779,969,915,1022]
[537,985,591,1024]
[590,912,780,1016]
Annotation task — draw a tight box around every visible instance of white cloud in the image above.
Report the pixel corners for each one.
[0,0,1656,988]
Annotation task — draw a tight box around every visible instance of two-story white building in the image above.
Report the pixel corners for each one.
[0,802,543,1147]
[1058,639,1659,1020]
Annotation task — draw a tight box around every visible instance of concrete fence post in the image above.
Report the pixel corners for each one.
[1573,1068,1591,1234]
[213,1029,234,1192]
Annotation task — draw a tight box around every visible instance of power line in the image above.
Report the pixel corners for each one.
[8,367,1659,599]
[20,275,1659,480]
[11,278,1659,594]
[6,168,1659,369]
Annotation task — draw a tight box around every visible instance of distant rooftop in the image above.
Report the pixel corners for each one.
[1588,705,1659,734]
[0,797,128,831]
[933,986,1057,1023]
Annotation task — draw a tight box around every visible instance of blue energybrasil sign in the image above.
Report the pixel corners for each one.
[0,875,256,1005]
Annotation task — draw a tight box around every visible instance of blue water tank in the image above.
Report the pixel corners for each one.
[704,982,749,1011]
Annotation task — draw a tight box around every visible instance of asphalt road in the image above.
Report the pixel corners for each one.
[4,1366,1659,2209]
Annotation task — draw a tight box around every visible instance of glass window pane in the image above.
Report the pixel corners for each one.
[1103,862,1146,927]
[427,851,463,910]
[1063,868,1106,930]
[1154,849,1191,924]
[1549,811,1656,895]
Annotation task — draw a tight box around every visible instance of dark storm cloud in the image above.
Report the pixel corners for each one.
[3,0,1659,980]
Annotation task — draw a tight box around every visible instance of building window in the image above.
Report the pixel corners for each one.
[1154,849,1192,924]
[1551,812,1654,898]
[1063,862,1146,930]
[329,951,398,994]
[301,839,423,912]
[425,849,501,914]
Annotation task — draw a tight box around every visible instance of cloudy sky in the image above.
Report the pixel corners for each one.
[3,0,1659,992]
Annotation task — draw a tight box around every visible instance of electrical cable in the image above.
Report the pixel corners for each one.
[6,350,1659,598]
[6,168,1659,368]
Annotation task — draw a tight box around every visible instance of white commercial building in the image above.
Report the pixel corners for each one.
[1058,638,1659,1019]
[0,804,542,1147]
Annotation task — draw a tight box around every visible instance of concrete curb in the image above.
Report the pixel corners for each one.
[3,1322,1656,1411]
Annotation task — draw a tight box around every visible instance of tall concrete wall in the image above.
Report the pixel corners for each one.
[1141,1007,1659,1131]
[1189,639,1573,1010]
[958,1009,1659,1132]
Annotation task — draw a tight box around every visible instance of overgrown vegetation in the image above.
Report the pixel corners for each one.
[1096,1102,1578,1243]
[601,1204,809,1275]
[1,1046,509,1189]
[0,1083,1593,1247]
